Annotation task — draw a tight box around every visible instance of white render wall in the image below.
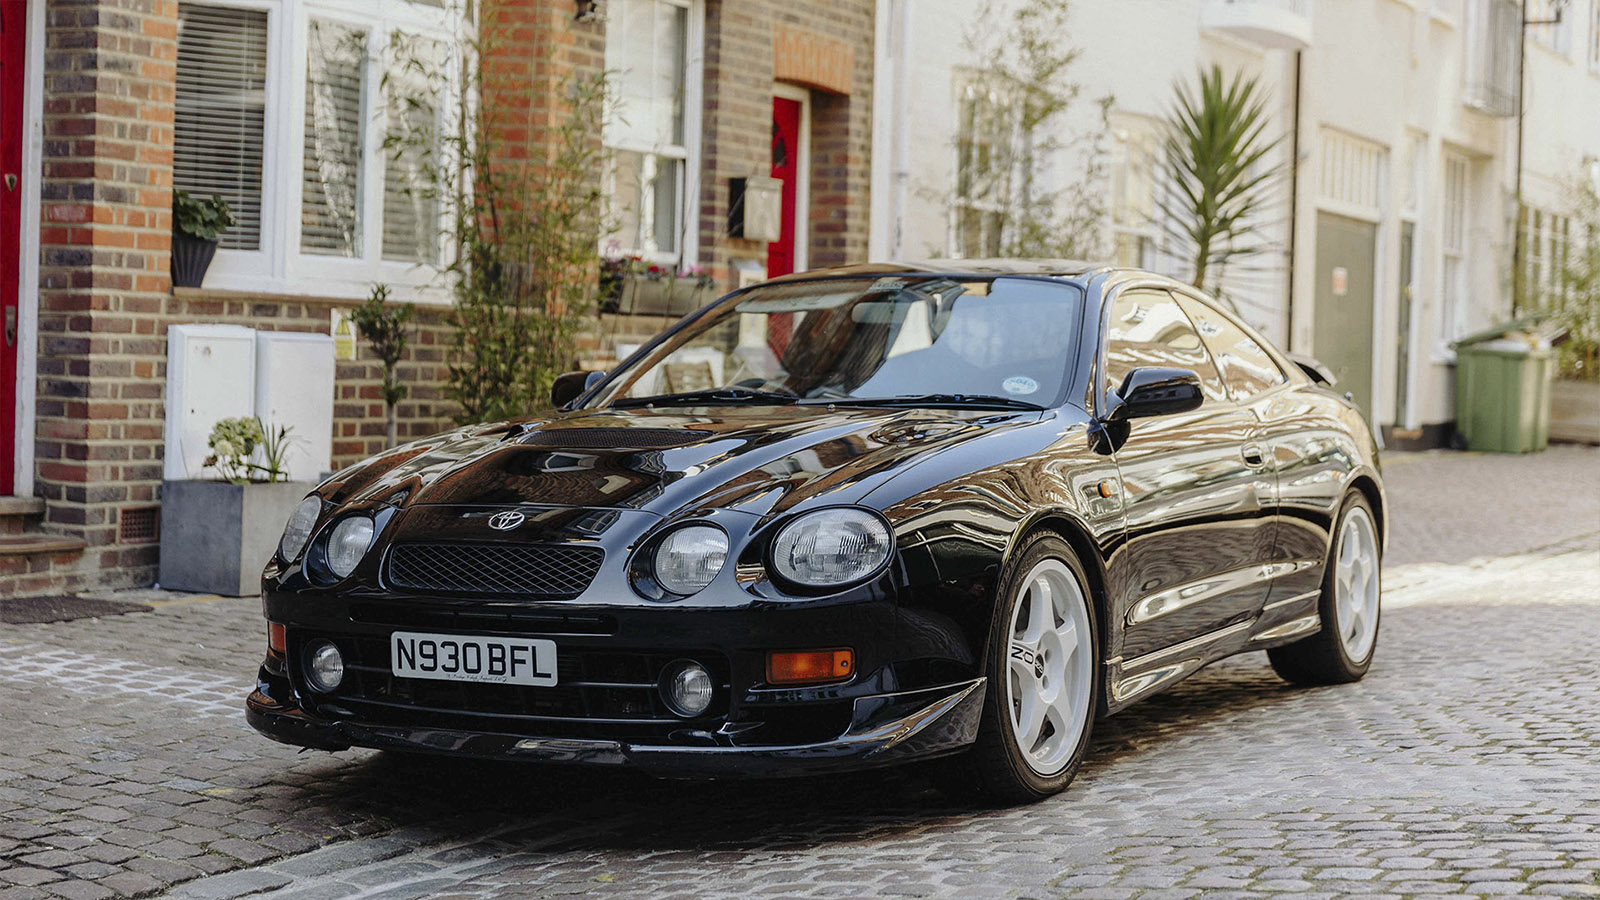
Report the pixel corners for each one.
[870,0,1600,436]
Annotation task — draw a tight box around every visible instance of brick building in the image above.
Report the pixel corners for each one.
[0,0,877,598]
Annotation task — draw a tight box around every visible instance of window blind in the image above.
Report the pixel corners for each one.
[302,19,367,257]
[174,3,268,251]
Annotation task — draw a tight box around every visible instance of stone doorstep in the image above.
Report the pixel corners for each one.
[0,533,89,557]
[0,496,46,518]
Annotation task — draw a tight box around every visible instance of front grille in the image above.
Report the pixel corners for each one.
[296,632,730,740]
[386,543,604,598]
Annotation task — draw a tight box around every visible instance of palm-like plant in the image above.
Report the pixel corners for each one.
[1158,65,1283,295]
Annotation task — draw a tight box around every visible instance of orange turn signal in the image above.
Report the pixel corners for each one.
[767,649,854,685]
[268,622,286,658]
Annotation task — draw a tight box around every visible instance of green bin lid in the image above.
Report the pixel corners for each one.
[1450,315,1560,350]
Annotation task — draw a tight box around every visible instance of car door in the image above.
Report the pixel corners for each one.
[1172,292,1321,614]
[1103,288,1276,662]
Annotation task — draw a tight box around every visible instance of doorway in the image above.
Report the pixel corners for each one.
[767,85,810,279]
[1312,212,1377,420]
[1,0,27,495]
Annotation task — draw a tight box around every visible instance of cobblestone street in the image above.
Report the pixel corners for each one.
[2,447,1598,900]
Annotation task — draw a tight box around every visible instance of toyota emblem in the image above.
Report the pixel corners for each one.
[487,511,526,531]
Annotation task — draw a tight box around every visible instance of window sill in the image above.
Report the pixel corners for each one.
[172,285,450,310]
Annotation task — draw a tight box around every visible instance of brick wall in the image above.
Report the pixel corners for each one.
[699,0,876,282]
[9,0,877,599]
[32,0,181,590]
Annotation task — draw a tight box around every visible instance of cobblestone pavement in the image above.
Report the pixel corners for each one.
[1,449,1597,900]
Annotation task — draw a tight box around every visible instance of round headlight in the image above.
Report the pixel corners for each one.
[770,508,892,588]
[653,525,729,595]
[325,516,375,579]
[279,496,322,561]
[659,659,715,717]
[305,640,345,693]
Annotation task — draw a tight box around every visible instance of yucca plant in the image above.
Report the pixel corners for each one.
[1158,65,1283,295]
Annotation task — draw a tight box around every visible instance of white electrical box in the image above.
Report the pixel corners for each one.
[164,324,257,480]
[254,332,335,482]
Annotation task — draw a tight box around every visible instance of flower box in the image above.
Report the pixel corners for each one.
[616,275,716,317]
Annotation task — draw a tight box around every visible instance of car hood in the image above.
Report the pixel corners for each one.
[318,405,1047,521]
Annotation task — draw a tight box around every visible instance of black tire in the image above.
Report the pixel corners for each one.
[1268,493,1381,686]
[947,531,1100,806]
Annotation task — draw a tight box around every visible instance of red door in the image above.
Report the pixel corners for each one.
[766,96,801,278]
[0,0,25,495]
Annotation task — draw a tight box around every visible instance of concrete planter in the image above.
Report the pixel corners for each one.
[159,480,314,596]
[1550,378,1600,445]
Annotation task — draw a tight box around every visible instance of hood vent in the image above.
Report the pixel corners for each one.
[515,428,708,450]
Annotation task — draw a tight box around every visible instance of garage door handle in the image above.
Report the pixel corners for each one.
[1241,444,1265,467]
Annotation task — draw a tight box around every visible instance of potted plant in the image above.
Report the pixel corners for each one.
[158,416,314,596]
[349,283,415,449]
[1537,174,1600,445]
[171,190,236,288]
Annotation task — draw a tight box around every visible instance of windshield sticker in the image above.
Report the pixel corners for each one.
[1002,376,1039,396]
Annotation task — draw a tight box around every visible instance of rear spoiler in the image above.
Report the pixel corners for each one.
[1286,352,1337,387]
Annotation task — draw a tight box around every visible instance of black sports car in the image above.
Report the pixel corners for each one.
[248,261,1385,803]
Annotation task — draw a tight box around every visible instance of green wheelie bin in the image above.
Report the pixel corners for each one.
[1452,320,1556,453]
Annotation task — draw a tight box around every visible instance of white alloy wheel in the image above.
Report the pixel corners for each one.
[1004,558,1095,776]
[1333,505,1380,663]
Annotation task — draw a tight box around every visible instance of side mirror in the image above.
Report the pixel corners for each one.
[550,370,605,408]
[1107,367,1204,422]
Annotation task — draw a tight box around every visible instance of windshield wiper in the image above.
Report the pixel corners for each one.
[610,388,800,409]
[814,393,1046,411]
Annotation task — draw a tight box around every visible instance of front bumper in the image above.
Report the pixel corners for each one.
[246,674,984,776]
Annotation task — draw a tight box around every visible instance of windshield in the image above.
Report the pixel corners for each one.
[582,276,1084,408]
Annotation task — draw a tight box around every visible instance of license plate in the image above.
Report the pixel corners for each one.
[390,631,557,687]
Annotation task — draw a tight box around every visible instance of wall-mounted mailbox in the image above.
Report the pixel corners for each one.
[728,175,782,242]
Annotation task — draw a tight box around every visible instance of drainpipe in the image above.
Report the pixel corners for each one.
[1286,48,1303,352]
[1514,0,1566,315]
[891,0,910,259]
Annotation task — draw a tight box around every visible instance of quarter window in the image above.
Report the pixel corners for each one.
[1104,291,1226,404]
[1175,294,1287,402]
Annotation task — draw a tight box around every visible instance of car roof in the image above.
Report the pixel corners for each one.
[763,259,1117,284]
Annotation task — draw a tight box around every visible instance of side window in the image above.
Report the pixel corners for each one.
[1175,294,1288,402]
[1103,290,1227,404]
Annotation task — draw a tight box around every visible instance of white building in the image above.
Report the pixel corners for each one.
[871,0,1600,447]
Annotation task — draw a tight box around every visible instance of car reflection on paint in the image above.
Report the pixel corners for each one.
[247,261,1386,804]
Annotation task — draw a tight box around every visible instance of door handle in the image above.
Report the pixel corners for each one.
[3,174,15,192]
[4,307,15,347]
[1241,443,1265,467]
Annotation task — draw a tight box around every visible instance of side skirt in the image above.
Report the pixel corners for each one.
[1103,619,1254,713]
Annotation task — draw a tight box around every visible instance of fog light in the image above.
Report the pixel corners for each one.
[305,641,344,693]
[659,659,714,718]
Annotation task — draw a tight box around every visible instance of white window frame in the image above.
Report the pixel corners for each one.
[600,0,705,269]
[190,0,461,303]
[1436,151,1470,360]
[1590,0,1600,72]
[1528,0,1573,55]
[1110,116,1161,270]
[949,70,1020,259]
